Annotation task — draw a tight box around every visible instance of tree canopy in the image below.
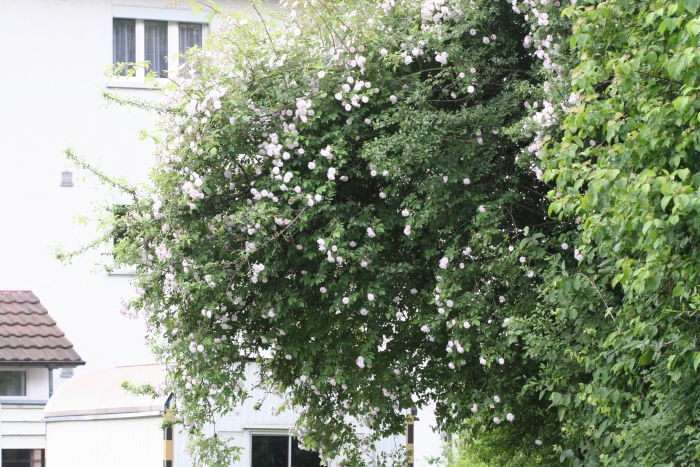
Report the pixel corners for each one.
[63,0,700,465]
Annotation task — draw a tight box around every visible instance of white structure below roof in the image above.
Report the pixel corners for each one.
[43,364,169,467]
[45,417,164,467]
[43,364,168,420]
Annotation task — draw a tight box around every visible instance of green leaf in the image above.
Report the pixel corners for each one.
[639,348,654,366]
[552,392,562,404]
[687,19,700,36]
[674,96,690,111]
[661,195,673,211]
[673,283,686,297]
[686,0,699,12]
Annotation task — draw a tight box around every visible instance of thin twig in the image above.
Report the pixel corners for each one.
[576,272,620,332]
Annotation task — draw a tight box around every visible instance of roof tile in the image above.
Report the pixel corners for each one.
[0,291,84,365]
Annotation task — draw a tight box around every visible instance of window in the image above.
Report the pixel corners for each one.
[107,204,128,254]
[112,18,135,75]
[144,20,168,75]
[111,12,208,80]
[104,199,137,275]
[0,370,26,396]
[251,436,322,467]
[179,22,203,65]
[2,449,44,467]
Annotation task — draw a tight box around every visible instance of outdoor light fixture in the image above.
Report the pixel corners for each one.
[61,170,74,187]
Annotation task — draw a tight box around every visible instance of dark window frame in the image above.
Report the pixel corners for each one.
[251,435,323,467]
[111,18,205,79]
[178,22,203,65]
[112,18,136,76]
[0,370,27,397]
[144,19,169,76]
[1,448,45,467]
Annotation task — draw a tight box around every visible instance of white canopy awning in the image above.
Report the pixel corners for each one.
[44,364,169,420]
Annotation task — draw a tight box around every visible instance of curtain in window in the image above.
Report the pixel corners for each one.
[179,23,203,65]
[0,371,26,396]
[145,20,168,76]
[113,18,135,76]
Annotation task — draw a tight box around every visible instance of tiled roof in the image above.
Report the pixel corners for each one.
[0,291,84,366]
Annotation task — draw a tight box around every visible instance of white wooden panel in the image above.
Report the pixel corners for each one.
[46,416,162,467]
[0,404,47,449]
[173,430,245,467]
[1,434,45,449]
[0,405,45,422]
[235,363,297,429]
[1,421,45,436]
[374,434,405,456]
[225,431,245,467]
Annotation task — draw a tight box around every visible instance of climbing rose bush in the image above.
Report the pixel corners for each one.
[82,0,571,464]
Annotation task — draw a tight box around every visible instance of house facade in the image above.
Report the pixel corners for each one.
[0,1,443,465]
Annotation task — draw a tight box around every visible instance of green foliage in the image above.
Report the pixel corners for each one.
[541,0,700,464]
[446,431,549,467]
[70,0,567,464]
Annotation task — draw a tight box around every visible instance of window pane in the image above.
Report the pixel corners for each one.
[292,437,322,467]
[144,20,168,76]
[0,371,26,396]
[2,448,32,467]
[112,18,135,76]
[179,22,202,65]
[252,436,289,467]
[111,204,128,248]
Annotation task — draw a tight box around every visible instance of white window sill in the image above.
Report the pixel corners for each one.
[105,79,163,90]
[0,399,48,405]
[100,254,137,276]
[108,267,137,276]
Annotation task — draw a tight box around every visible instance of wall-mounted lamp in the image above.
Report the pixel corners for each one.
[61,170,74,187]
[60,367,74,378]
